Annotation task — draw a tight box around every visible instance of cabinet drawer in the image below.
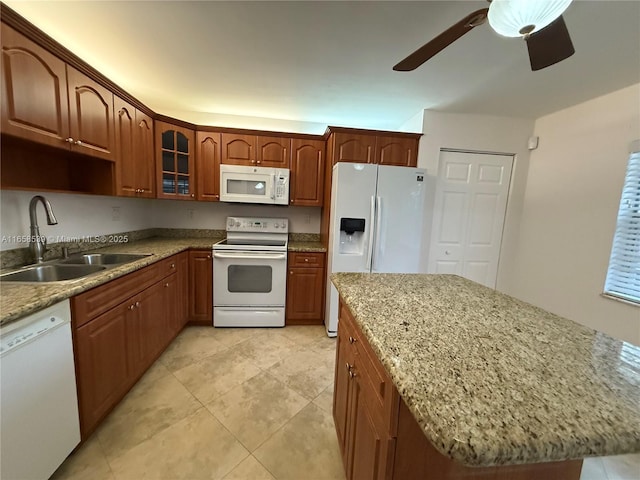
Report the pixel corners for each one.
[289,252,324,267]
[157,255,181,278]
[72,263,159,327]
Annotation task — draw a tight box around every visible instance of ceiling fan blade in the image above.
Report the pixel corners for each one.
[393,8,488,71]
[526,15,575,71]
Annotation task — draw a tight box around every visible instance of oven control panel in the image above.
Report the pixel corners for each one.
[226,217,288,233]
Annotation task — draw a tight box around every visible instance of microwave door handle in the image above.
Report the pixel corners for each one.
[271,175,276,200]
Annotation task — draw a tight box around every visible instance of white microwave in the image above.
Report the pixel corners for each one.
[219,164,290,205]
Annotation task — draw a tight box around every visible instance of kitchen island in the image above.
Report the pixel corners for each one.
[331,273,640,479]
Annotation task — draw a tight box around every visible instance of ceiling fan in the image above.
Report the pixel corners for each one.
[393,0,575,72]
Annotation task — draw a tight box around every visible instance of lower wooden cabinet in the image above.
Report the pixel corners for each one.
[188,249,213,325]
[286,252,325,325]
[72,253,184,438]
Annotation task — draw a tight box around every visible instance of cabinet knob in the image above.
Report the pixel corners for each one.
[128,304,134,310]
[256,160,261,164]
[290,270,293,275]
[191,193,195,198]
[140,188,145,193]
[207,255,211,259]
[75,140,83,146]
[345,362,352,371]
[165,283,169,288]
[304,258,309,262]
[349,370,357,379]
[170,263,175,269]
[135,301,140,308]
[65,137,74,143]
[349,336,356,344]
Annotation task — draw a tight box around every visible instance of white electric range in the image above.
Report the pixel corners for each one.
[212,217,288,327]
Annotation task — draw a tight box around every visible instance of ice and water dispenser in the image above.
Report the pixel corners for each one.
[339,218,366,254]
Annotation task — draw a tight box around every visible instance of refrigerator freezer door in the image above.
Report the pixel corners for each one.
[325,162,378,336]
[373,165,426,273]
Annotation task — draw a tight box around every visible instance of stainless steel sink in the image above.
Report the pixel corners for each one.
[59,253,151,266]
[0,264,107,282]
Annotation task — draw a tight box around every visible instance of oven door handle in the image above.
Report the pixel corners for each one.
[213,252,287,260]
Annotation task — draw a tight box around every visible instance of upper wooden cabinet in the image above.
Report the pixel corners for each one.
[1,23,70,149]
[1,24,116,161]
[66,66,115,161]
[196,131,221,201]
[221,133,290,167]
[290,138,324,207]
[155,120,196,200]
[114,97,155,197]
[375,135,418,167]
[331,132,376,164]
[257,136,290,167]
[327,128,419,168]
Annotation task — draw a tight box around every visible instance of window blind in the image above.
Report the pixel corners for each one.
[604,142,640,305]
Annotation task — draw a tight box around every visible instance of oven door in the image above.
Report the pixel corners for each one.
[213,250,286,306]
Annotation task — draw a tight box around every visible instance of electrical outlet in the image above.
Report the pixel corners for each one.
[112,206,120,221]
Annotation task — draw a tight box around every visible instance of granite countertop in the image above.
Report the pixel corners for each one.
[0,237,326,326]
[287,241,326,253]
[331,273,640,467]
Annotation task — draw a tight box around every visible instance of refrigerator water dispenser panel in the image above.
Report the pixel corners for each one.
[339,218,366,255]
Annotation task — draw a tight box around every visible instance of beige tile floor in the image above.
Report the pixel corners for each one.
[51,325,639,480]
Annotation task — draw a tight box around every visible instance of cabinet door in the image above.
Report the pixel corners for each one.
[290,139,325,206]
[221,133,256,165]
[375,136,418,167]
[134,109,155,197]
[177,252,189,330]
[334,321,355,461]
[188,250,213,324]
[257,136,290,168]
[1,24,70,148]
[349,380,384,480]
[161,272,180,341]
[67,66,115,161]
[75,302,132,437]
[286,266,324,324]
[156,121,195,200]
[332,132,375,165]
[196,131,221,201]
[114,97,137,196]
[130,282,167,375]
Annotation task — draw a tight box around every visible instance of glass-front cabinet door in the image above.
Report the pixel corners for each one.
[155,121,195,200]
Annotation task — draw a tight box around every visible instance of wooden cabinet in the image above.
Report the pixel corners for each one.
[188,249,213,325]
[114,97,155,197]
[1,24,116,161]
[196,131,221,201]
[221,133,290,167]
[66,66,115,161]
[74,301,131,439]
[1,23,70,149]
[290,138,325,206]
[331,132,376,164]
[175,251,189,333]
[72,254,186,438]
[156,120,196,200]
[327,128,419,167]
[286,252,325,325]
[334,299,398,480]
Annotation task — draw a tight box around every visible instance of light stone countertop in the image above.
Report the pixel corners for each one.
[331,272,640,467]
[287,241,326,253]
[0,237,327,326]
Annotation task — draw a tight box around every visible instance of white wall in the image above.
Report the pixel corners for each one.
[505,84,640,345]
[416,110,535,285]
[0,191,154,250]
[0,190,322,251]
[151,200,321,233]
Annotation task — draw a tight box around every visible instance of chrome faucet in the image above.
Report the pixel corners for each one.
[29,195,58,263]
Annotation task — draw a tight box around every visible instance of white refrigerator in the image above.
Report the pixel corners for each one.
[325,162,427,337]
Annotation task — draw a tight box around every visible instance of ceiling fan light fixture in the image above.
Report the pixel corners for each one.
[487,0,573,38]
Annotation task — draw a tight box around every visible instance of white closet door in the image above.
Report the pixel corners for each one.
[428,150,513,288]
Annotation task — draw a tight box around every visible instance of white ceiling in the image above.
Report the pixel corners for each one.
[4,0,640,134]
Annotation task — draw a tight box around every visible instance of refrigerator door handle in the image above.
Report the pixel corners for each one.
[366,195,376,270]
[373,195,382,271]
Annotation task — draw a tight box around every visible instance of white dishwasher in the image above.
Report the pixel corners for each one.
[1,299,81,480]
